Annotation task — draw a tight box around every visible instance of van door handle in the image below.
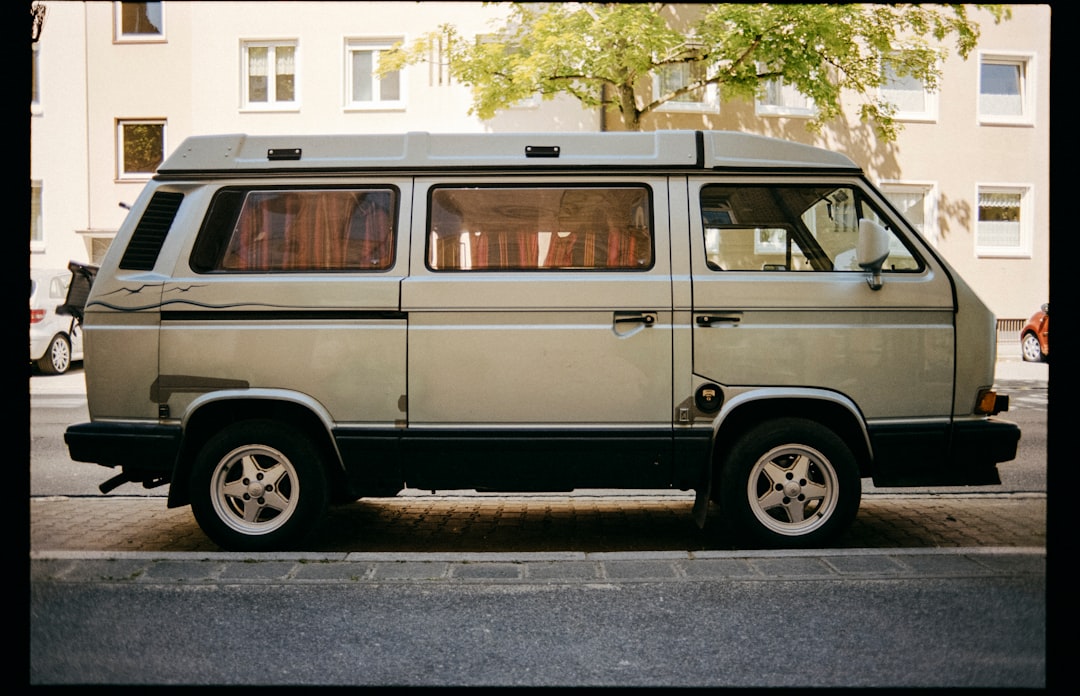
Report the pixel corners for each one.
[614,312,656,326]
[696,314,741,326]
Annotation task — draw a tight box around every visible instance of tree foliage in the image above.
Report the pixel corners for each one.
[380,3,1011,138]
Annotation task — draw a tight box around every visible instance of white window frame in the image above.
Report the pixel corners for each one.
[880,59,938,123]
[241,40,299,111]
[654,62,718,113]
[345,38,406,111]
[977,52,1035,126]
[974,184,1034,258]
[113,1,165,43]
[755,76,816,118]
[31,179,44,251]
[116,119,167,181]
[879,181,938,247]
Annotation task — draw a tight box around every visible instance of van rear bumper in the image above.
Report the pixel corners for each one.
[868,418,1021,487]
[65,421,181,474]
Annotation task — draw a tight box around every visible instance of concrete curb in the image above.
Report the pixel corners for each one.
[31,547,1046,586]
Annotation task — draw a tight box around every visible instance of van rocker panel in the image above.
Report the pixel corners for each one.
[333,427,712,493]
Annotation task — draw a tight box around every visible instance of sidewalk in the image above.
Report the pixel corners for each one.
[31,490,1046,554]
[993,354,1049,385]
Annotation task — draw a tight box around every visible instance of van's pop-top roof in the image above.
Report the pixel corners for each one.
[156,130,859,175]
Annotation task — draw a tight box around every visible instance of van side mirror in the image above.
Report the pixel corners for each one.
[856,219,891,290]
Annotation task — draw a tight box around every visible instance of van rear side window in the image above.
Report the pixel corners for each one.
[428,186,653,271]
[191,188,396,272]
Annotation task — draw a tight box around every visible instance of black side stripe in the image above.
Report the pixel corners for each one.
[161,310,407,322]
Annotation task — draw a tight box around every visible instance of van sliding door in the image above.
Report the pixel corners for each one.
[400,178,675,489]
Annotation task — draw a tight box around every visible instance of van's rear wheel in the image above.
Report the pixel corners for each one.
[720,418,859,549]
[190,420,328,552]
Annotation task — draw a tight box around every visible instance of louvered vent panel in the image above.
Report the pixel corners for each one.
[118,191,185,270]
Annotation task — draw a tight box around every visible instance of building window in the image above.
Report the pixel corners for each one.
[114,2,164,42]
[880,182,937,245]
[346,39,404,110]
[31,180,44,249]
[243,41,297,109]
[975,186,1033,257]
[428,32,451,87]
[31,41,42,115]
[979,53,1035,125]
[655,61,717,112]
[90,238,114,265]
[117,120,166,179]
[881,61,937,122]
[755,76,815,117]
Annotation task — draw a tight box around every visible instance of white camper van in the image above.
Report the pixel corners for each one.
[64,130,1019,551]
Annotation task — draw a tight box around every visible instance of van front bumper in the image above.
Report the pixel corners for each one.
[869,418,1021,487]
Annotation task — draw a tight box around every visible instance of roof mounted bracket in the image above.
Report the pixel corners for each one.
[267,148,302,161]
[525,145,560,158]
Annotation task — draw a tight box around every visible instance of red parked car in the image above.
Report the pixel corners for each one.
[1020,303,1049,363]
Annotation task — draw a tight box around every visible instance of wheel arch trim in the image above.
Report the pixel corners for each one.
[180,388,338,433]
[168,389,348,508]
[708,387,873,467]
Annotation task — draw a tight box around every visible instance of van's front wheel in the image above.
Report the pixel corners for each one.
[720,418,859,549]
[190,420,328,552]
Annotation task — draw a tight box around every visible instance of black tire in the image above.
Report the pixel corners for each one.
[37,334,71,375]
[720,417,860,549]
[190,420,329,552]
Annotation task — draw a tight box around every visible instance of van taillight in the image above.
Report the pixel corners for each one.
[30,308,45,324]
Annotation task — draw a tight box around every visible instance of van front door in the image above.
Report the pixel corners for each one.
[401,179,674,490]
[688,178,955,421]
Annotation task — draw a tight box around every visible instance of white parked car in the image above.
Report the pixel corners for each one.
[29,268,84,375]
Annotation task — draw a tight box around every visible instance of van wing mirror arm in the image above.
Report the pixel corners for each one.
[856,219,890,291]
[865,268,884,291]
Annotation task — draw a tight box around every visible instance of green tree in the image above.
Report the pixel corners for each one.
[381,3,1010,139]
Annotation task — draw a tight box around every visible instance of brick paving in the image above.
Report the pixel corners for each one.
[29,492,1046,554]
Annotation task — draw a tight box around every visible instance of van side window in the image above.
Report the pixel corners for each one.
[428,186,653,271]
[701,185,921,272]
[191,188,396,272]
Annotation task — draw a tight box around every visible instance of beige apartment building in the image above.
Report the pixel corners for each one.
[30,2,1049,325]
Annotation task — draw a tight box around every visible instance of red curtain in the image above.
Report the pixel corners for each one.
[224,190,392,271]
[469,227,538,269]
